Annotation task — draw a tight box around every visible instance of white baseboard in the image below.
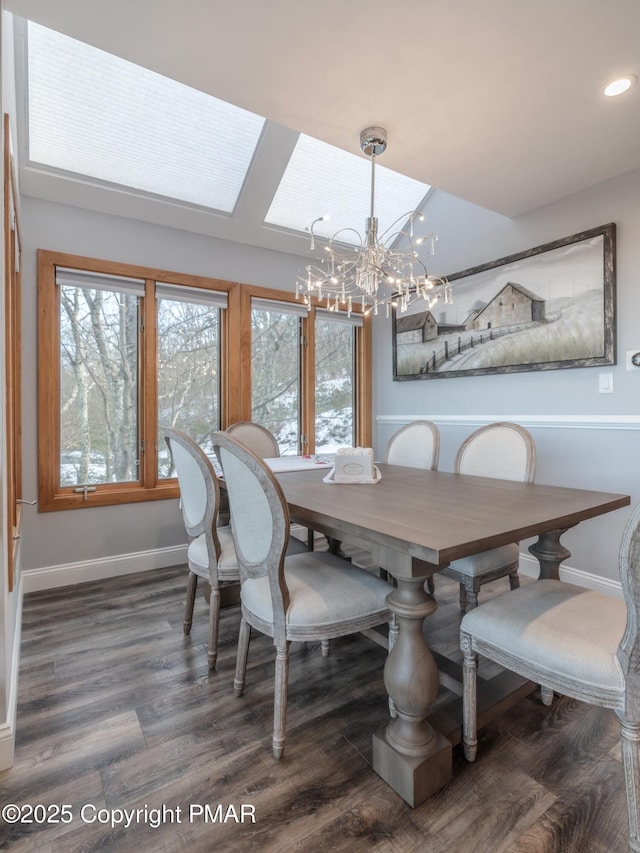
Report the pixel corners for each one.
[518,552,622,598]
[22,538,621,600]
[0,573,23,770]
[21,527,622,600]
[22,527,308,595]
[22,545,188,594]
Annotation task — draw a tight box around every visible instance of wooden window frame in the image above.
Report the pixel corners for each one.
[38,252,372,512]
[37,250,238,511]
[237,285,372,452]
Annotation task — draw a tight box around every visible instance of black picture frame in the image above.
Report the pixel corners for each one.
[392,222,616,381]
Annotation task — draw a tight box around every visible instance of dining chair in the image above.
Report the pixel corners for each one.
[442,422,536,611]
[460,502,640,853]
[383,420,440,594]
[225,420,315,552]
[164,427,240,670]
[226,421,280,459]
[212,430,394,759]
[383,420,440,470]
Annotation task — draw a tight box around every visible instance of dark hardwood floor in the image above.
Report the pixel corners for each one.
[0,550,630,852]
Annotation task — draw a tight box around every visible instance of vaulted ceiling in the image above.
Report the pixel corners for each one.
[6,0,640,254]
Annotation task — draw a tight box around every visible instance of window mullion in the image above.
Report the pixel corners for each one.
[141,279,157,487]
[302,308,314,455]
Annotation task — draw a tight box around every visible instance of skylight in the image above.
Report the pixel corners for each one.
[265,133,431,245]
[26,21,265,212]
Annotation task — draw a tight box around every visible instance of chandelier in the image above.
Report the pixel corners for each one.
[295,126,452,317]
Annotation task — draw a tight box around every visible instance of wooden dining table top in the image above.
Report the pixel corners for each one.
[277,463,630,567]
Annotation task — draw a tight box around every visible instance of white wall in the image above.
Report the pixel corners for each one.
[374,167,640,584]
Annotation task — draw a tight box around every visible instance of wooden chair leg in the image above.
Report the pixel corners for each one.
[234,617,251,697]
[321,639,331,657]
[207,584,221,670]
[619,718,640,852]
[273,643,290,759]
[183,571,198,634]
[307,528,315,551]
[461,634,478,762]
[459,582,467,611]
[463,582,479,612]
[509,572,520,590]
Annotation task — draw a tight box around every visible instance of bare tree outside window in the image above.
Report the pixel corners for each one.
[251,307,300,453]
[59,285,139,486]
[157,296,220,477]
[315,317,355,452]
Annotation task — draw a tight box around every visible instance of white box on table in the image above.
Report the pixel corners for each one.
[333,447,374,483]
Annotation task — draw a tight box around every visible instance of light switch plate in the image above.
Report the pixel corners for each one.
[599,372,614,393]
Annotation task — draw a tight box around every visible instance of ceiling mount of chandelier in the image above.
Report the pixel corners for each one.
[296,126,452,317]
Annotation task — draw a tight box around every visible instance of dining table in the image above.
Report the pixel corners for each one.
[275,462,630,807]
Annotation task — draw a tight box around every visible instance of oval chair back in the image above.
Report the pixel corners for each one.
[455,421,536,483]
[226,421,280,459]
[383,421,440,470]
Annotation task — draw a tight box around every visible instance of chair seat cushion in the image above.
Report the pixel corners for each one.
[241,552,390,632]
[188,526,239,580]
[460,579,626,692]
[448,543,519,577]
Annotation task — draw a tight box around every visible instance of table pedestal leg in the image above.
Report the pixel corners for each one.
[528,527,572,579]
[372,576,452,807]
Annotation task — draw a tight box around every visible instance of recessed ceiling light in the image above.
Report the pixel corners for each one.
[604,75,637,97]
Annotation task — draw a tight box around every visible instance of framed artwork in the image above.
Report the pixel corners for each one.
[392,222,616,380]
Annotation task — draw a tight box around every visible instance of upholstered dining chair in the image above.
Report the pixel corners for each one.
[164,427,239,670]
[225,420,313,552]
[212,430,394,760]
[442,422,536,611]
[383,420,440,470]
[384,420,440,594]
[226,421,280,459]
[460,502,640,853]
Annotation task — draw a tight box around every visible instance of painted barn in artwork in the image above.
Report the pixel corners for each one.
[468,282,545,331]
[395,310,438,343]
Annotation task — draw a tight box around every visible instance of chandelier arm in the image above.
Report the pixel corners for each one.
[378,210,422,243]
[327,227,365,248]
[381,230,420,254]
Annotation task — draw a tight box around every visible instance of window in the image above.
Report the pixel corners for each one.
[250,299,306,454]
[57,269,143,489]
[38,252,371,510]
[265,133,431,243]
[314,310,360,452]
[26,21,265,213]
[156,285,225,476]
